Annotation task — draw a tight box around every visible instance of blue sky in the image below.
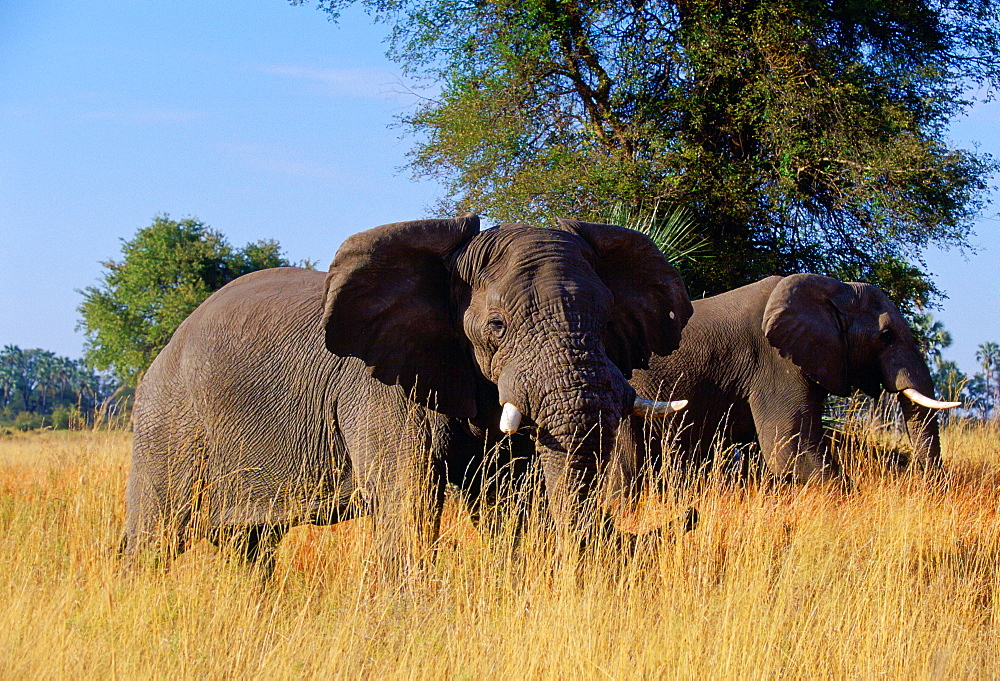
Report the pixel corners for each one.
[1,1,998,377]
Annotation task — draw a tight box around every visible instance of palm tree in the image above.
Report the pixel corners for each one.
[70,360,103,413]
[911,313,952,371]
[975,341,1000,420]
[0,346,30,412]
[933,359,965,397]
[30,350,64,415]
[604,202,710,266]
[0,353,15,410]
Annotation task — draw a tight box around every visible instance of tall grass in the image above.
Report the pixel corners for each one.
[1,422,998,677]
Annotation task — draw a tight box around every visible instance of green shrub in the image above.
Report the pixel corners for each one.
[12,411,44,431]
[50,405,84,430]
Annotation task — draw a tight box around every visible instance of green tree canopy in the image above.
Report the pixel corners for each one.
[78,216,298,384]
[302,0,999,307]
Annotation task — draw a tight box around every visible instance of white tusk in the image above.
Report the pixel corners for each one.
[633,397,688,418]
[901,388,960,410]
[499,402,522,434]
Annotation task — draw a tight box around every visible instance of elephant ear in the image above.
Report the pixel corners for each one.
[762,273,858,396]
[556,218,693,372]
[322,215,481,418]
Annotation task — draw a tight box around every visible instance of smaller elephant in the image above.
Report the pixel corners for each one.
[623,274,958,485]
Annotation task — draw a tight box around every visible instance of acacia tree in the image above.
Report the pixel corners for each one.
[78,216,297,385]
[301,0,999,306]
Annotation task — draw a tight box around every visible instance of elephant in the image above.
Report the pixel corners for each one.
[620,273,958,487]
[123,214,693,574]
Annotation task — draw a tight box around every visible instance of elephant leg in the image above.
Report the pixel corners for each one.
[368,452,447,578]
[122,486,196,572]
[242,525,287,578]
[122,514,190,571]
[750,388,845,486]
[123,437,201,570]
[340,395,451,578]
[208,524,287,579]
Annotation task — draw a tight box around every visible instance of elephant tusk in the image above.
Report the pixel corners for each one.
[633,397,688,418]
[901,388,960,410]
[499,402,522,434]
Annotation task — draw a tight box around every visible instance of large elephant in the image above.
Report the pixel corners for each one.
[124,215,693,573]
[622,273,957,486]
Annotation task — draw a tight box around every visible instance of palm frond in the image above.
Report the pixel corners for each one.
[604,202,710,264]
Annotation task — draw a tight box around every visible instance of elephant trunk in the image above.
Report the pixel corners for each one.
[887,363,945,470]
[530,369,635,539]
[898,393,943,470]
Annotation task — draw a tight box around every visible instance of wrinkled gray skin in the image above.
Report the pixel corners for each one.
[124,215,692,573]
[621,274,944,487]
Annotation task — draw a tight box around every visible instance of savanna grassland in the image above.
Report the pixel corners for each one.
[1,420,999,678]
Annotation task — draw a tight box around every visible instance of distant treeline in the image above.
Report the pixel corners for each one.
[0,345,121,431]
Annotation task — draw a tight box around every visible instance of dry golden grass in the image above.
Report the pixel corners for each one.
[1,423,999,678]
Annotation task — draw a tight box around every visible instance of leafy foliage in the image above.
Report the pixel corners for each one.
[302,0,999,308]
[77,216,298,384]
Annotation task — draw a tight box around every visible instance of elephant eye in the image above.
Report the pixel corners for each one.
[486,316,506,338]
[880,328,896,345]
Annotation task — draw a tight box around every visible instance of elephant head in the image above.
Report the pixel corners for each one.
[321,215,692,537]
[762,273,958,468]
